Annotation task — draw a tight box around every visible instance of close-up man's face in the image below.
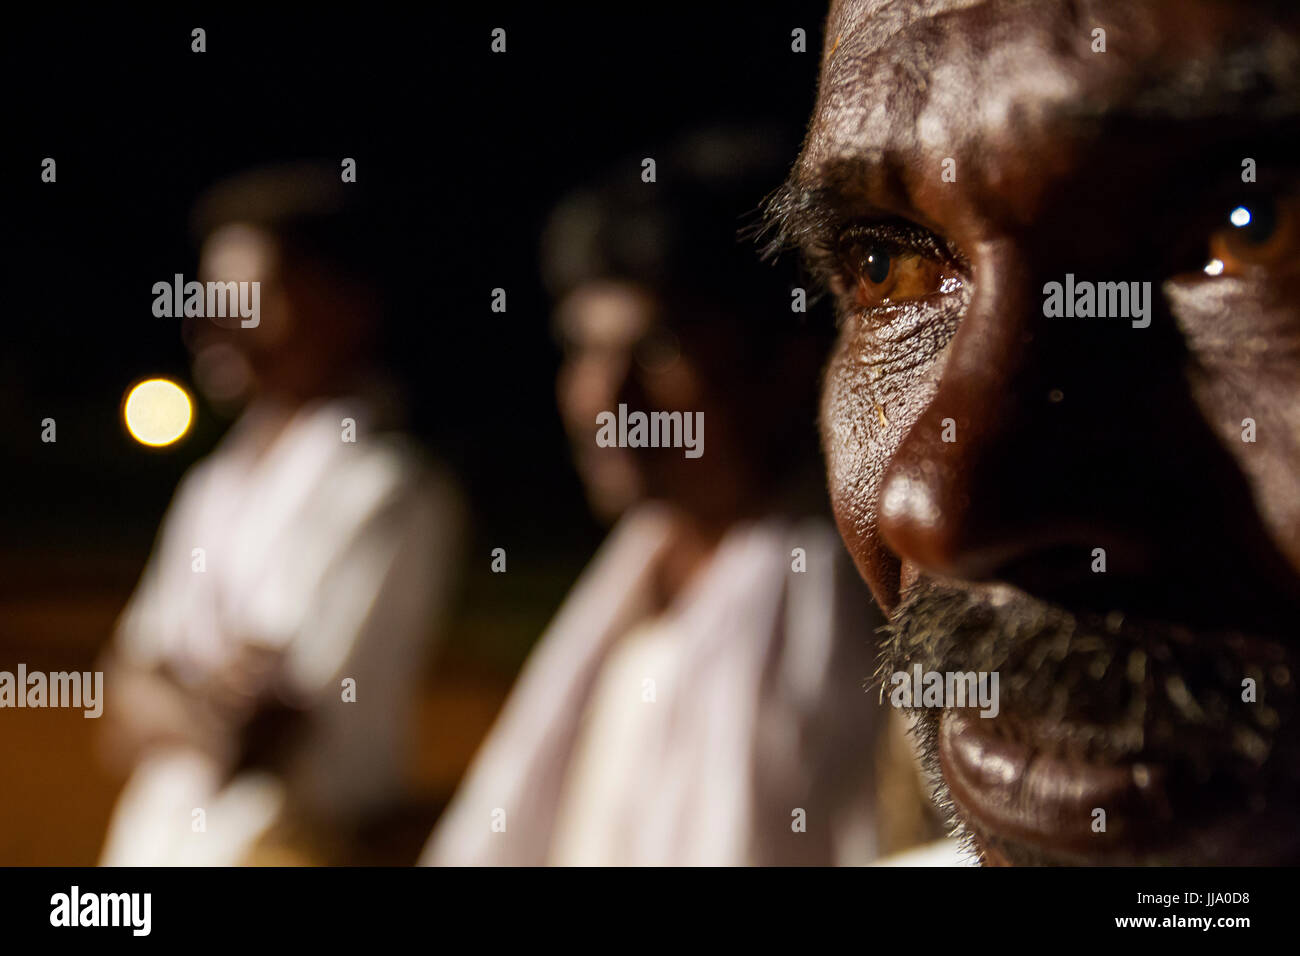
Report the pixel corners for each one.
[777,0,1300,863]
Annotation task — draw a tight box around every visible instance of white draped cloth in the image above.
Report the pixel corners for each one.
[423,504,887,866]
[100,396,459,866]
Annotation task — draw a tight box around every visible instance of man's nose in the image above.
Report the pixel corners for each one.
[873,238,1251,609]
[876,241,1051,583]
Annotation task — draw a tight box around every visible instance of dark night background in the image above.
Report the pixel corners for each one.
[2,5,830,863]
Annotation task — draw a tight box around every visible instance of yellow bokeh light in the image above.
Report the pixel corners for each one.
[123,378,193,447]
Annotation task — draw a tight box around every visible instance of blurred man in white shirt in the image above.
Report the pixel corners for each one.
[100,165,462,865]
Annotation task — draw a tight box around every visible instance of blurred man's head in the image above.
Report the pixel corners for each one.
[189,163,388,407]
[544,128,831,524]
[769,0,1300,863]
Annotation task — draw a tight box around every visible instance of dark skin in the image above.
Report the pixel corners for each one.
[772,0,1300,863]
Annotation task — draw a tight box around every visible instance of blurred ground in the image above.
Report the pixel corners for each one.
[0,548,576,866]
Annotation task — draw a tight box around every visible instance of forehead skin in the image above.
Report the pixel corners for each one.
[801,0,1299,236]
[794,0,1300,613]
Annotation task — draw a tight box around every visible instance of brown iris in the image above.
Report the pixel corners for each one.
[1209,195,1299,276]
[835,240,950,309]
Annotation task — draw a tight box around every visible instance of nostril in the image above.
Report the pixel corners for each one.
[995,545,1117,606]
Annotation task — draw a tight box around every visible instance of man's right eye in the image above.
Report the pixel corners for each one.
[829,221,962,311]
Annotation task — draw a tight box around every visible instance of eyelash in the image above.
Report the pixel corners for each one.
[838,219,956,260]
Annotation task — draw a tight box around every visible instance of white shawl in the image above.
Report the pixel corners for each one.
[423,504,886,866]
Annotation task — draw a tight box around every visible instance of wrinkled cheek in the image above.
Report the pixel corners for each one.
[820,333,906,610]
[1185,360,1300,576]
[1169,282,1300,577]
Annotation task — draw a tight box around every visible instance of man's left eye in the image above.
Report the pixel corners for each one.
[1203,194,1299,277]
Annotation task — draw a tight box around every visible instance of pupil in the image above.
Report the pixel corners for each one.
[865,250,891,284]
[1233,199,1277,245]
